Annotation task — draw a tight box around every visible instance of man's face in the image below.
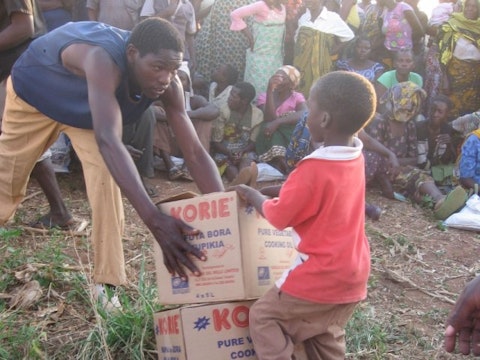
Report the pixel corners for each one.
[431,101,449,126]
[128,46,183,99]
[227,87,243,111]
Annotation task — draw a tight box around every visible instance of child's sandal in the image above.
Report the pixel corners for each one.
[168,166,183,181]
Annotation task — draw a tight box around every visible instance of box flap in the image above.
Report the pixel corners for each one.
[155,191,200,205]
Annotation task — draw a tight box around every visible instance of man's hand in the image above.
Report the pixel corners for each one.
[125,144,144,161]
[149,210,206,280]
[445,276,480,355]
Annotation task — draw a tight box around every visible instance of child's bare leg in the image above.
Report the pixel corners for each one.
[419,181,444,203]
[159,149,175,171]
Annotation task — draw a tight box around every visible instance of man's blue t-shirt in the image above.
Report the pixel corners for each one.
[12,21,152,129]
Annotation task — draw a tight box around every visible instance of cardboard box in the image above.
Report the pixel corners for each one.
[153,301,308,360]
[154,191,297,304]
[154,301,256,360]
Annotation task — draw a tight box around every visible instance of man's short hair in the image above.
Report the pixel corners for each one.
[311,71,376,135]
[431,94,453,111]
[235,81,256,104]
[128,18,184,57]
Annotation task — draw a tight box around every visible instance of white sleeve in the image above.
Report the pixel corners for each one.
[331,14,355,42]
[140,0,155,17]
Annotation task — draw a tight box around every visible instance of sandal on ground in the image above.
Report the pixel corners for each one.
[30,214,76,230]
[434,186,468,220]
[168,166,183,181]
[180,165,193,181]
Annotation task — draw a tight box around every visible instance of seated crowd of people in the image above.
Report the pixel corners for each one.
[6,0,480,224]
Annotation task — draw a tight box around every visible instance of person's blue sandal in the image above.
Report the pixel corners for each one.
[434,186,468,220]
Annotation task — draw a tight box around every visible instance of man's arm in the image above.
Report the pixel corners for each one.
[0,12,34,51]
[161,75,224,194]
[61,43,208,279]
[445,275,480,356]
[188,96,219,121]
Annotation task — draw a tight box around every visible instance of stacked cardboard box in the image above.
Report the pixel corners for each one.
[153,191,300,359]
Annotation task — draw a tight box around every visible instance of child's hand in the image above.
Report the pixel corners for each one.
[230,184,251,202]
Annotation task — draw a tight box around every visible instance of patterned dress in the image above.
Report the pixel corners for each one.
[365,116,433,198]
[194,0,254,82]
[335,58,384,82]
[231,1,286,96]
[438,11,480,119]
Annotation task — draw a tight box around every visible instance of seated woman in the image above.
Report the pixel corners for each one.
[255,65,307,174]
[364,82,467,220]
[335,35,385,83]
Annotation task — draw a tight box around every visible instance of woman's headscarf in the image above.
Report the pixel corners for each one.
[178,61,193,94]
[438,0,480,66]
[380,82,426,123]
[277,65,301,89]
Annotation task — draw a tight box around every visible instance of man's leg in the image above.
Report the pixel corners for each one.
[0,78,61,224]
[30,156,72,227]
[63,126,126,286]
[191,118,213,153]
[129,107,155,178]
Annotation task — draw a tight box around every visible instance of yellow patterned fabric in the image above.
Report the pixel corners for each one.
[380,82,426,123]
[293,27,333,97]
[439,6,480,67]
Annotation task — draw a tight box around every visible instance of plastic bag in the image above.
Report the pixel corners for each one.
[257,163,285,182]
[444,194,480,231]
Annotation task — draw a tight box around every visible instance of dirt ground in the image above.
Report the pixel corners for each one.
[3,161,480,359]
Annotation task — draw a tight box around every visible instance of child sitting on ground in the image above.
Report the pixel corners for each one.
[211,81,262,186]
[232,71,374,359]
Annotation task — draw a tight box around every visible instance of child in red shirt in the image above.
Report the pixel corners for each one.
[234,71,376,360]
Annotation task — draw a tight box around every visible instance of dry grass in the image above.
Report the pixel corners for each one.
[1,168,480,359]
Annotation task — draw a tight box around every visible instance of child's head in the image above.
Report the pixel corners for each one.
[227,82,256,111]
[212,64,239,85]
[306,71,376,143]
[393,49,415,76]
[430,94,453,126]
